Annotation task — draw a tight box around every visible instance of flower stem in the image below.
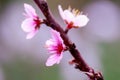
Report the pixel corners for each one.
[64,28,69,34]
[33,0,104,80]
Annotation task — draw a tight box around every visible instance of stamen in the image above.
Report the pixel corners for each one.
[68,5,71,11]
[72,9,80,16]
[72,8,75,14]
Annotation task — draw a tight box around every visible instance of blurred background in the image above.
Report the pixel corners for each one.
[0,0,120,80]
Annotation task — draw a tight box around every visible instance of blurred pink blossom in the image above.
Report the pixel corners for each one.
[21,3,42,39]
[58,5,89,29]
[45,30,65,66]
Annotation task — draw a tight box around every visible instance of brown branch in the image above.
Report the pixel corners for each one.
[33,0,104,80]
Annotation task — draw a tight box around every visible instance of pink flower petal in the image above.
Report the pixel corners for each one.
[51,30,64,44]
[45,30,65,66]
[58,5,89,28]
[26,30,38,39]
[58,5,65,20]
[63,10,74,23]
[46,39,54,47]
[21,18,36,32]
[46,54,63,66]
[58,5,74,24]
[46,39,58,53]
[74,15,89,27]
[24,3,37,18]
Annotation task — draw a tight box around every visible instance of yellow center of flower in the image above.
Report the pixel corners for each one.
[72,9,80,16]
[68,6,81,16]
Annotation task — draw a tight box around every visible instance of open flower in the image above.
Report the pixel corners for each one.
[45,29,65,66]
[21,3,42,39]
[58,5,89,29]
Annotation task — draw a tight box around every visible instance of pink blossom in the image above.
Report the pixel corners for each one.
[45,30,65,66]
[21,3,42,39]
[58,5,89,29]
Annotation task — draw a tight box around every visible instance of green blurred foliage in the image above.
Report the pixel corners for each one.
[111,0,120,5]
[44,0,91,18]
[101,41,120,80]
[3,59,61,80]
[0,0,15,9]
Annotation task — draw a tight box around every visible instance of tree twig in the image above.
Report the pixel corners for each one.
[33,0,104,80]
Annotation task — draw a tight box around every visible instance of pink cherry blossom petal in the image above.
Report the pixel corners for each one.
[45,30,65,66]
[46,54,63,66]
[26,30,38,39]
[46,39,58,48]
[21,18,36,32]
[24,3,37,18]
[74,15,89,27]
[58,5,89,28]
[58,5,65,20]
[58,5,74,24]
[46,40,58,54]
[46,39,54,47]
[63,10,74,23]
[21,3,41,39]
[51,30,64,44]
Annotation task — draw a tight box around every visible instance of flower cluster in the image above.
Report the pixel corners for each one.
[45,30,65,66]
[21,3,89,66]
[21,3,42,39]
[58,5,89,29]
